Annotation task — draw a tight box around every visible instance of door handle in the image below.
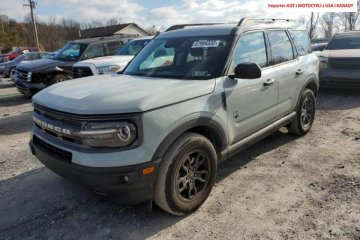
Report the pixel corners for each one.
[296,69,304,75]
[264,79,276,86]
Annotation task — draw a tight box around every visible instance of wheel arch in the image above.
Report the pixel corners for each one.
[295,75,319,110]
[152,117,228,162]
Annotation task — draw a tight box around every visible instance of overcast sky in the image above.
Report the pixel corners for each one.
[0,0,306,28]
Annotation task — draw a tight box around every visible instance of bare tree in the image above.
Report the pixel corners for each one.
[338,0,360,31]
[298,13,320,39]
[106,17,123,26]
[321,13,337,39]
[309,12,320,39]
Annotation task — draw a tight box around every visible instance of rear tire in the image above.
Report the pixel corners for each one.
[154,133,217,216]
[288,89,316,136]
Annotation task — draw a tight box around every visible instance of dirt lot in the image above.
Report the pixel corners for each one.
[0,78,359,240]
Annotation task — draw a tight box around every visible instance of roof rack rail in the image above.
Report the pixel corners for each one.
[238,18,295,26]
[165,23,221,32]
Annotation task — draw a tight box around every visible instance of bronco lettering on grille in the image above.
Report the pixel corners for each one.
[32,116,71,135]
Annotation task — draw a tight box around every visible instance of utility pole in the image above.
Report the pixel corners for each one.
[24,0,40,48]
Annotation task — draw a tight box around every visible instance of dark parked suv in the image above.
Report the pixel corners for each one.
[319,31,360,89]
[14,36,133,96]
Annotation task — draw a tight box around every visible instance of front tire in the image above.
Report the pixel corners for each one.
[288,89,316,136]
[154,133,217,216]
[49,74,71,85]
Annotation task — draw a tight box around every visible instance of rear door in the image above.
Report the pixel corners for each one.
[267,30,299,118]
[225,31,279,144]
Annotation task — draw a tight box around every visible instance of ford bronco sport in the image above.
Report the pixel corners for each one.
[29,18,319,216]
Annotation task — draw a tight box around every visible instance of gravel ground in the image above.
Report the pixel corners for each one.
[0,78,359,240]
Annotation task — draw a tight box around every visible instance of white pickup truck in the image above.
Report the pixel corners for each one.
[72,36,153,78]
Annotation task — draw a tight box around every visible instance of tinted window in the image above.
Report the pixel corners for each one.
[106,41,123,55]
[327,35,360,50]
[291,30,311,55]
[85,43,105,59]
[233,32,267,68]
[268,31,294,65]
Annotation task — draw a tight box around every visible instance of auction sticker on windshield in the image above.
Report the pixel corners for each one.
[192,40,220,48]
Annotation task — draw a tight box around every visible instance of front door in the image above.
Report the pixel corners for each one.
[224,31,278,145]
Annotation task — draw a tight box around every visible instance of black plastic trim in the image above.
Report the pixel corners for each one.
[152,117,228,161]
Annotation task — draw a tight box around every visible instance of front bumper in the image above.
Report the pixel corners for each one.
[29,136,160,204]
[14,77,46,96]
[319,69,360,89]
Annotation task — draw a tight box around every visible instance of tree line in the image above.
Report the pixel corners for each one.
[0,15,159,53]
[0,10,359,53]
[300,10,359,39]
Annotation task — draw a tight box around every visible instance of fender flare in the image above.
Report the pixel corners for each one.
[151,116,228,161]
[295,75,319,110]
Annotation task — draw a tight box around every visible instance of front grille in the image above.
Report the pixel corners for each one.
[33,135,72,162]
[72,66,93,78]
[329,58,360,70]
[15,68,29,81]
[33,105,83,144]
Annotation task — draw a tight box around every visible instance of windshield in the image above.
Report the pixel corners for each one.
[116,39,151,56]
[55,43,87,61]
[123,36,230,80]
[327,35,360,50]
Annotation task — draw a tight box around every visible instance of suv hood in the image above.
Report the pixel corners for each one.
[321,49,360,58]
[76,55,134,68]
[33,74,216,114]
[16,58,69,72]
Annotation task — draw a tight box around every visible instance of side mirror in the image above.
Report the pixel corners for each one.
[229,62,262,79]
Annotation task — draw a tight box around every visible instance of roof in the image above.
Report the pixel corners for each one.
[160,19,306,38]
[80,23,148,38]
[71,35,136,44]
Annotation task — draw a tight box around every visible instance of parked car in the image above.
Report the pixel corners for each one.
[0,52,48,78]
[14,35,135,96]
[319,31,360,89]
[0,47,40,62]
[30,18,319,215]
[73,36,153,78]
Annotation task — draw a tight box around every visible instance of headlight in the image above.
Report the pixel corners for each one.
[96,65,121,75]
[319,56,328,69]
[79,121,137,148]
[27,72,32,82]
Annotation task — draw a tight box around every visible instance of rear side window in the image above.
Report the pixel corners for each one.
[85,43,105,59]
[106,41,123,55]
[268,31,294,65]
[327,35,360,50]
[233,31,268,68]
[291,30,311,55]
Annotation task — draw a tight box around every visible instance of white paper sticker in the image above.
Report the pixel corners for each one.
[192,40,220,48]
[192,71,211,77]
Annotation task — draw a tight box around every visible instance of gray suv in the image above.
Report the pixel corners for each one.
[29,18,319,216]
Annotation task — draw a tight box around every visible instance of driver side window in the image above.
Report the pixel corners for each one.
[233,31,268,68]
